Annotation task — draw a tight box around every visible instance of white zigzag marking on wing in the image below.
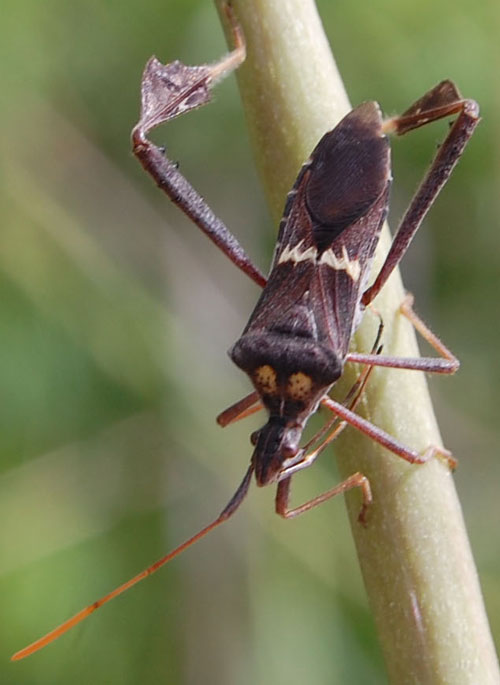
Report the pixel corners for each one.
[320,245,360,282]
[278,240,360,281]
[278,239,317,264]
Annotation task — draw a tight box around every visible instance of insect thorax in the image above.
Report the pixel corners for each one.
[229,326,343,484]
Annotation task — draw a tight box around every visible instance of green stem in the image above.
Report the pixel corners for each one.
[216,0,499,682]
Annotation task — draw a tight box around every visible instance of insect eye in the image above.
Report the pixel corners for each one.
[250,430,260,446]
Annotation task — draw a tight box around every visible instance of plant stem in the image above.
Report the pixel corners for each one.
[216,0,500,682]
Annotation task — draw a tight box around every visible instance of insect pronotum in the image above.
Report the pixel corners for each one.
[12,4,479,661]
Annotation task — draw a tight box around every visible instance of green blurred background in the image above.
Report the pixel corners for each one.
[1,1,498,683]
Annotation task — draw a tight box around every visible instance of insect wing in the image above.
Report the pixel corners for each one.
[244,101,392,355]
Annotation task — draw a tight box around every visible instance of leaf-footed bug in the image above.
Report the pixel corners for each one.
[12,4,479,661]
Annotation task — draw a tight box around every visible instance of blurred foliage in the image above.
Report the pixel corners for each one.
[0,0,498,683]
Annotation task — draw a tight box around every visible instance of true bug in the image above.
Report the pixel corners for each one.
[12,6,479,661]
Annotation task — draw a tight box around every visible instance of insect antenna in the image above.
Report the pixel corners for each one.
[11,464,254,661]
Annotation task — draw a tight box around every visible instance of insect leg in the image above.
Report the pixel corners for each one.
[132,5,266,287]
[346,294,459,374]
[275,473,372,525]
[321,397,457,470]
[217,391,263,427]
[399,292,459,366]
[278,353,379,482]
[304,337,382,453]
[362,81,479,306]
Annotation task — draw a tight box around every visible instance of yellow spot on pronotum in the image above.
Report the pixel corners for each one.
[287,372,313,400]
[254,365,278,395]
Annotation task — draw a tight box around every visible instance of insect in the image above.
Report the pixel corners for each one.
[12,5,479,661]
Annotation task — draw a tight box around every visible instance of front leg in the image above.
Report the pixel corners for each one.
[275,473,373,525]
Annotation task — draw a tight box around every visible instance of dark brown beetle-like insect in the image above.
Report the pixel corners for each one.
[12,5,479,661]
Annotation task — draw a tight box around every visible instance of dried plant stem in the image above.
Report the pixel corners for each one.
[216,0,500,682]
